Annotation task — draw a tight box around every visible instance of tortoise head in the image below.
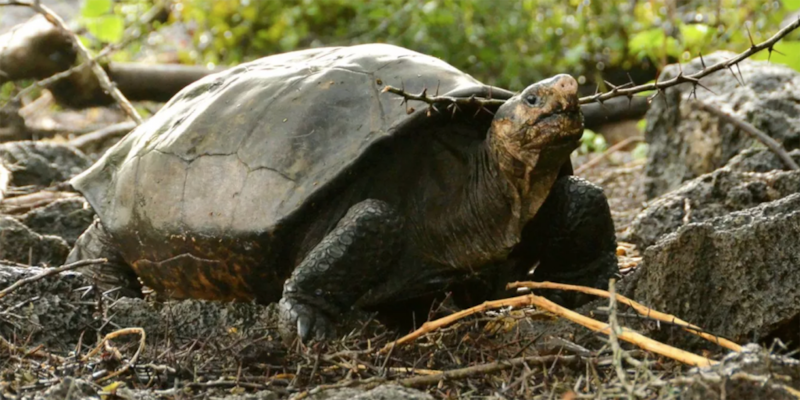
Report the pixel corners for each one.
[488,74,583,171]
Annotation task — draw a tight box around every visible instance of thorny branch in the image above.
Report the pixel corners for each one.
[382,17,800,110]
[0,0,143,124]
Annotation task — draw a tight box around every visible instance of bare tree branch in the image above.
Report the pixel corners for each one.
[1,0,143,124]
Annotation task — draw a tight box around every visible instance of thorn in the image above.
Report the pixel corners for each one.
[488,86,493,100]
[482,106,495,116]
[745,23,756,48]
[451,103,460,118]
[695,81,717,96]
[420,88,427,99]
[594,84,601,95]
[435,80,440,97]
[626,72,635,87]
[400,79,405,93]
[603,80,619,92]
[735,63,745,85]
[727,65,743,86]
[699,52,706,69]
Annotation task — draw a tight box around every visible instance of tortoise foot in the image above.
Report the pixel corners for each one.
[278,296,335,342]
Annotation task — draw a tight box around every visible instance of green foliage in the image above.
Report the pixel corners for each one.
[81,0,125,43]
[578,129,607,154]
[784,0,800,11]
[632,142,649,160]
[149,0,795,89]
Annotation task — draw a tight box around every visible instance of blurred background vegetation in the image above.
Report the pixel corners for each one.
[74,0,800,92]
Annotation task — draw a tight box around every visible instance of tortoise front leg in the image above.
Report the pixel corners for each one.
[67,219,142,297]
[517,176,618,306]
[278,199,403,342]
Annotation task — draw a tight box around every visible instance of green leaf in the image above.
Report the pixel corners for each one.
[632,143,649,160]
[81,0,112,18]
[85,15,124,43]
[783,0,800,11]
[752,41,800,73]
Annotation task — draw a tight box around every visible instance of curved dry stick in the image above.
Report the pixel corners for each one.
[83,327,146,382]
[507,281,741,352]
[3,0,143,124]
[380,293,715,367]
[695,101,799,170]
[0,258,107,300]
[574,135,645,175]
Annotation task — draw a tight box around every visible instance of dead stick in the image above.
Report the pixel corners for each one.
[0,258,107,300]
[695,101,798,170]
[574,136,644,174]
[381,293,715,367]
[0,335,66,363]
[2,0,143,124]
[397,354,579,387]
[507,281,742,352]
[83,327,146,382]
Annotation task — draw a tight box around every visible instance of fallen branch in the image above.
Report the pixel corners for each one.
[68,121,137,151]
[0,258,107,300]
[0,161,9,202]
[2,0,143,124]
[695,101,799,170]
[506,281,742,352]
[0,190,78,214]
[381,292,715,367]
[396,354,579,387]
[574,135,645,174]
[83,327,146,382]
[0,335,66,363]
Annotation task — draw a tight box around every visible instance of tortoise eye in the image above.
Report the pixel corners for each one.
[524,94,538,106]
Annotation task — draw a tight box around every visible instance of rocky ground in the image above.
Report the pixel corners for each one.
[2,55,800,399]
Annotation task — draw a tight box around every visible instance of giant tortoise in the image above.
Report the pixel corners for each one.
[67,44,618,340]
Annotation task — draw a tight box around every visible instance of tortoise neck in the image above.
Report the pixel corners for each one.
[482,136,567,227]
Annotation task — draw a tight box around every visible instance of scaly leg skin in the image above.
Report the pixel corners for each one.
[520,176,618,307]
[66,219,142,298]
[278,199,403,342]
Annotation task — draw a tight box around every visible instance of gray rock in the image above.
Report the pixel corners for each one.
[0,264,97,350]
[670,344,800,399]
[623,161,800,249]
[643,52,800,198]
[17,197,95,245]
[0,264,278,354]
[627,193,800,344]
[0,141,90,188]
[308,385,433,400]
[0,216,70,265]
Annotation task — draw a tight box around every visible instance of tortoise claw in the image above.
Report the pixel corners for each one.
[278,297,334,343]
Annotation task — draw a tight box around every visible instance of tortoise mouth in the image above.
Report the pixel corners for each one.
[529,110,583,149]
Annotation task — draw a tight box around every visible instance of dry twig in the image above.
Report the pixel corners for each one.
[1,0,143,124]
[381,292,715,367]
[695,101,799,170]
[83,327,146,382]
[574,136,644,174]
[0,258,107,300]
[507,281,742,352]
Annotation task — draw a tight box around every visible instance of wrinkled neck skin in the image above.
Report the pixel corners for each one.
[420,139,568,271]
